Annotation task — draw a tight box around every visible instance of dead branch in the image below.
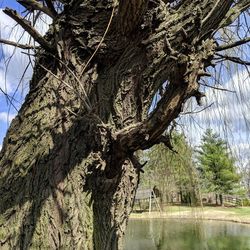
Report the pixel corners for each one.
[17,0,56,18]
[3,8,53,51]
[215,53,250,66]
[155,135,177,153]
[0,38,36,50]
[216,37,250,51]
[199,82,236,93]
[130,155,147,173]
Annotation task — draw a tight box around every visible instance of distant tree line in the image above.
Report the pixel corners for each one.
[140,129,245,206]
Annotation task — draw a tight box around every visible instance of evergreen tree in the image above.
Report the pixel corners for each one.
[197,129,240,205]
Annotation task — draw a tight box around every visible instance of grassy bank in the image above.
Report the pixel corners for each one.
[130,206,250,224]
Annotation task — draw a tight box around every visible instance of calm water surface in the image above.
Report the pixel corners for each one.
[124,219,250,250]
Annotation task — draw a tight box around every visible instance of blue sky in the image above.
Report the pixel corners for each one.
[0,1,23,145]
[0,1,50,149]
[0,0,23,9]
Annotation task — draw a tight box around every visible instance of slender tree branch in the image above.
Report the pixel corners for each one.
[182,103,214,115]
[3,8,53,51]
[0,38,36,50]
[200,82,236,93]
[215,53,250,66]
[17,0,56,18]
[44,0,57,17]
[216,37,250,51]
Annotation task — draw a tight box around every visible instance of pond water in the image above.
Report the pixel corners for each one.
[124,219,250,250]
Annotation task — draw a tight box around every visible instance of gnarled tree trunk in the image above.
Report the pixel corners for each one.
[0,0,249,249]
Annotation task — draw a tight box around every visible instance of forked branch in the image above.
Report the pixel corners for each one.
[3,8,53,51]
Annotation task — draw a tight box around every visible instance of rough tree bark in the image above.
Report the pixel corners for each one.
[0,0,249,249]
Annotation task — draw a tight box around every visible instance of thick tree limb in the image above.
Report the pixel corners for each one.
[117,0,149,34]
[17,0,56,18]
[216,37,250,51]
[201,0,234,35]
[0,38,36,50]
[219,0,250,28]
[3,8,53,51]
[115,82,195,152]
[114,36,216,153]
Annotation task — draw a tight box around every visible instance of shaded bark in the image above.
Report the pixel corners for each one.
[0,0,248,249]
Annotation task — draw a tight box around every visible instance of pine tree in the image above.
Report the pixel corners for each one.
[197,129,240,205]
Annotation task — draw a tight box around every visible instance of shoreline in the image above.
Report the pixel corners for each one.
[130,207,250,225]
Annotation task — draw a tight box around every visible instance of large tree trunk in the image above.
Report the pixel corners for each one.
[0,0,247,249]
[0,34,142,247]
[0,59,139,249]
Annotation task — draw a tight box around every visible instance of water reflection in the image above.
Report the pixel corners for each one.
[124,219,250,250]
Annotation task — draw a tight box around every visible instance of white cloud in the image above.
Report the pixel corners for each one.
[0,9,51,146]
[0,9,32,94]
[0,111,16,122]
[0,9,52,95]
[180,68,250,166]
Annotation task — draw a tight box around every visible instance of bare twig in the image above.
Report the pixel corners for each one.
[3,8,52,51]
[200,82,236,93]
[216,37,250,51]
[80,6,115,77]
[182,103,214,115]
[0,38,36,50]
[215,53,250,66]
[46,53,92,109]
[0,87,19,112]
